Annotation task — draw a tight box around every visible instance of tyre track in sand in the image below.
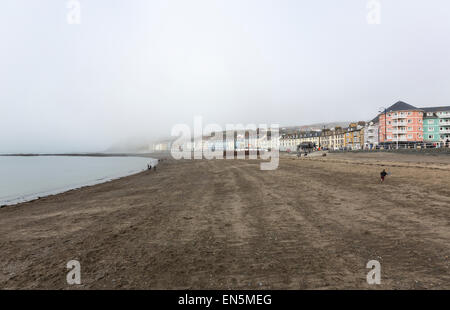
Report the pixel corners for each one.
[1,156,449,289]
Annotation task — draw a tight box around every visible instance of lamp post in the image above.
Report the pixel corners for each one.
[378,107,387,149]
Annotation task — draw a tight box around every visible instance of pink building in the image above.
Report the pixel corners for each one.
[379,101,424,145]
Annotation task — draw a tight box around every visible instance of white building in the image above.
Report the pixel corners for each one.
[279,133,300,152]
[151,140,172,152]
[364,121,379,149]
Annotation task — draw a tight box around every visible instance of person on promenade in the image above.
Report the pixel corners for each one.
[380,169,388,183]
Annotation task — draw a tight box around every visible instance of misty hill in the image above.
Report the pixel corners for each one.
[104,137,157,154]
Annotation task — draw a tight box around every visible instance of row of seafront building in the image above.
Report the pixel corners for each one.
[151,101,450,153]
[151,130,279,153]
[280,121,370,152]
[280,101,450,152]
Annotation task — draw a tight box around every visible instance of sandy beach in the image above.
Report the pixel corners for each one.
[0,152,449,289]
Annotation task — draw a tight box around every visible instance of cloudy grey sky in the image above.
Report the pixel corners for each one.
[1,0,450,153]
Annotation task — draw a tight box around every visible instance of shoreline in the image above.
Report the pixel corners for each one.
[0,155,164,208]
[0,167,148,209]
[3,151,450,208]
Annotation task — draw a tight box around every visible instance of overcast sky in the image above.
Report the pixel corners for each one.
[1,0,450,153]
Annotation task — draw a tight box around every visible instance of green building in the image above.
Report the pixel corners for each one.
[423,107,450,147]
[423,109,441,145]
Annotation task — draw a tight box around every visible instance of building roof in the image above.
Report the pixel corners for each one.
[299,131,321,138]
[371,101,420,123]
[370,103,450,123]
[385,101,419,112]
[422,106,450,112]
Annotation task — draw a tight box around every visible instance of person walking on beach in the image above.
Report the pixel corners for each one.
[380,169,388,183]
[148,164,152,170]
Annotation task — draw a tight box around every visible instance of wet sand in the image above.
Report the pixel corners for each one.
[0,152,449,289]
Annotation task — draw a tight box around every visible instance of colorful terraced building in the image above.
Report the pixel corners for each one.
[378,101,424,147]
[422,107,450,147]
[422,108,442,146]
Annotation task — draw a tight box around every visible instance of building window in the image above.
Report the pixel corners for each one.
[408,119,412,123]
[408,135,413,138]
[408,127,412,131]
[428,120,434,124]
[429,135,433,139]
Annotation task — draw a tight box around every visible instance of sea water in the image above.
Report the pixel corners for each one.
[0,156,157,206]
